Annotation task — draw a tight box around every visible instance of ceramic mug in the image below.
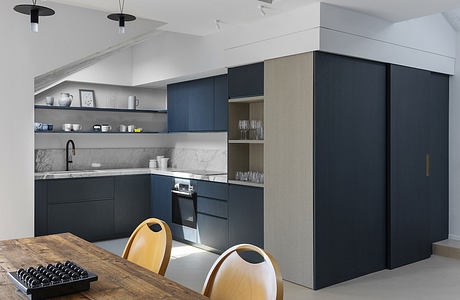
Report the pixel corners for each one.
[34,123,42,132]
[128,96,139,110]
[46,96,54,106]
[42,124,49,131]
[72,124,81,131]
[63,124,72,132]
[128,125,135,132]
[159,158,169,170]
[120,124,127,132]
[101,124,112,132]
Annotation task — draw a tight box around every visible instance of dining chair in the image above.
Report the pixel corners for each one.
[122,218,172,276]
[202,244,283,300]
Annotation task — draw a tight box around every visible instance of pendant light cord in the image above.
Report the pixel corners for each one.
[118,0,125,14]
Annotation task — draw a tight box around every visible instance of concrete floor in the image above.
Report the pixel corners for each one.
[94,238,460,300]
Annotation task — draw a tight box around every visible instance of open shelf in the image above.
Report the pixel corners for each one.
[34,105,167,114]
[228,95,264,104]
[228,180,264,188]
[34,131,167,134]
[229,140,264,144]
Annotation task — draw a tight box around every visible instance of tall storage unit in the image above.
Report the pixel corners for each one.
[264,51,449,289]
[388,65,449,269]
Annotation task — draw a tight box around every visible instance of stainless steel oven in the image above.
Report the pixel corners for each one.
[171,179,197,229]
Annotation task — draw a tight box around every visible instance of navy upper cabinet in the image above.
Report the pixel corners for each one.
[214,75,228,131]
[188,77,214,131]
[167,75,228,132]
[228,62,264,99]
[167,82,189,132]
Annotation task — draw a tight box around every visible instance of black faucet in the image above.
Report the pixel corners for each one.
[66,140,76,171]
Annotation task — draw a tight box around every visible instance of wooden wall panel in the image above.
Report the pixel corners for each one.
[264,52,314,288]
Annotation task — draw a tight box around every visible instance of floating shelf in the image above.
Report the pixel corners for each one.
[34,131,167,134]
[228,96,264,104]
[228,180,264,188]
[229,140,264,144]
[34,105,167,114]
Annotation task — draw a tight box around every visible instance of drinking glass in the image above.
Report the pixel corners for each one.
[250,120,257,140]
[256,120,264,140]
[239,120,249,140]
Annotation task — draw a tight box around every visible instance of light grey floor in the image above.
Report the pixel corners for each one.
[94,238,460,300]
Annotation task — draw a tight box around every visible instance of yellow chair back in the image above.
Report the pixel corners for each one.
[202,244,283,300]
[122,218,172,276]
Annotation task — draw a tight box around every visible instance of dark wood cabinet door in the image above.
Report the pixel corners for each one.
[48,200,114,242]
[314,52,387,289]
[151,175,173,226]
[214,75,228,131]
[389,64,431,269]
[427,72,449,243]
[228,63,264,98]
[167,83,189,132]
[188,78,215,131]
[228,185,263,248]
[114,175,150,235]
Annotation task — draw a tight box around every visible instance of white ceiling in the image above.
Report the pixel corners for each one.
[48,0,460,36]
[444,8,460,31]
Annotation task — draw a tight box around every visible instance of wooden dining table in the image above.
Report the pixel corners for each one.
[0,233,209,299]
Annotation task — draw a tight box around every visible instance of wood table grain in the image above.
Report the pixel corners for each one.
[0,233,209,299]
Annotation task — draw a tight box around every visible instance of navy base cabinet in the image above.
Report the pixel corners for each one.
[150,175,173,226]
[114,175,151,236]
[228,184,264,248]
[35,175,151,242]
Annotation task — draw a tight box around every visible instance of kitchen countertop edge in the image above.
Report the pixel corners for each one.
[35,168,228,183]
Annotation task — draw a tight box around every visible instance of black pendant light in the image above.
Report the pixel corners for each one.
[14,0,55,33]
[108,0,136,34]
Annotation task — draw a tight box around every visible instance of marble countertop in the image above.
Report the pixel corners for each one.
[35,168,228,183]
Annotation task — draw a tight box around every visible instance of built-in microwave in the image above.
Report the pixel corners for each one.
[171,179,197,229]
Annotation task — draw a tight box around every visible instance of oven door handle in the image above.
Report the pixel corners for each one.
[171,189,195,197]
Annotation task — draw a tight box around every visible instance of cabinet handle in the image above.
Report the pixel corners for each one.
[426,153,430,177]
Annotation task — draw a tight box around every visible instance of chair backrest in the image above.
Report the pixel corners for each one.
[122,218,172,276]
[202,244,283,300]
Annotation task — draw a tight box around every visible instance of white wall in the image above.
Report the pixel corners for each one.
[132,3,321,86]
[0,0,159,240]
[63,48,134,87]
[450,32,460,240]
[319,3,457,74]
[132,3,456,88]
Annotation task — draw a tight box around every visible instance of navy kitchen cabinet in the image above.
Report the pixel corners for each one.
[228,184,264,248]
[167,82,189,132]
[167,75,228,132]
[188,77,215,131]
[48,200,114,242]
[388,65,449,269]
[114,175,151,236]
[34,180,47,237]
[151,175,173,226]
[35,175,153,242]
[228,63,264,99]
[313,52,387,289]
[196,180,229,253]
[214,75,228,131]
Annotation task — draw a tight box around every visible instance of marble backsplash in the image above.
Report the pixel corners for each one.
[35,147,227,173]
